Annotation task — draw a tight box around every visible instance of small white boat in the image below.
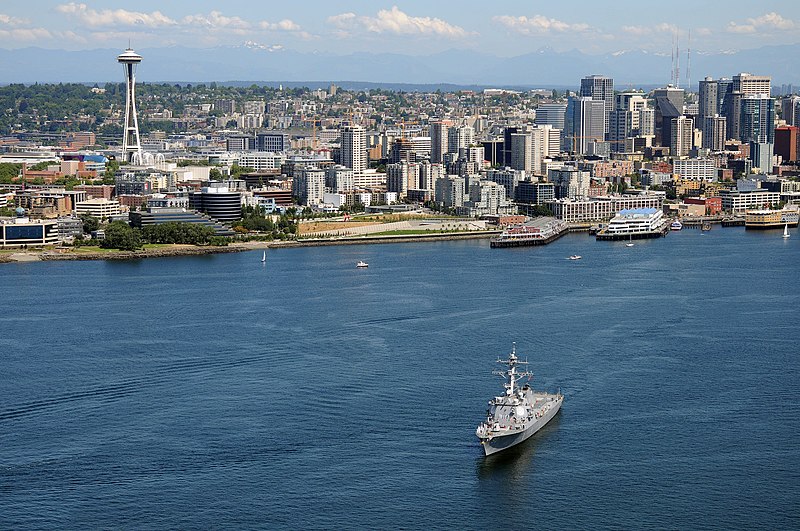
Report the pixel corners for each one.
[568,255,582,260]
[625,242,635,247]
[261,251,266,262]
[356,260,369,268]
[783,224,790,239]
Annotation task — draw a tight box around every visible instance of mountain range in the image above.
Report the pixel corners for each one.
[1,43,798,89]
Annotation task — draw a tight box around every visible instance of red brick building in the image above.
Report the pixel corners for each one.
[684,196,722,215]
[775,126,799,163]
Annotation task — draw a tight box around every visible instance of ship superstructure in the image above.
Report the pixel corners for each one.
[475,343,563,456]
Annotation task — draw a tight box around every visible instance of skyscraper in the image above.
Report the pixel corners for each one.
[702,116,727,151]
[653,86,685,114]
[739,95,775,144]
[429,120,451,163]
[117,48,143,164]
[609,92,648,152]
[340,125,366,174]
[580,75,614,133]
[698,78,719,119]
[732,73,771,97]
[447,124,474,155]
[565,96,606,155]
[535,103,567,130]
[698,77,721,145]
[509,132,532,174]
[670,116,694,157]
[780,96,800,126]
[728,73,772,142]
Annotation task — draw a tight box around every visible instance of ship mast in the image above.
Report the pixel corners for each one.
[493,342,532,395]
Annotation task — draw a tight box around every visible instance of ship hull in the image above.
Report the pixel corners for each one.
[480,395,562,456]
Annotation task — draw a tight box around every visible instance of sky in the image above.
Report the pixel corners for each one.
[1,1,798,56]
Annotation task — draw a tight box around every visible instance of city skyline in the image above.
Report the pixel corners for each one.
[1,1,799,56]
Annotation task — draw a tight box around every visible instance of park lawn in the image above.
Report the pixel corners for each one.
[364,229,458,236]
[299,220,377,235]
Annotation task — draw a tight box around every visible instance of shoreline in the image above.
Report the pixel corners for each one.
[0,231,500,263]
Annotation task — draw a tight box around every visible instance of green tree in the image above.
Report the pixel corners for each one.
[29,160,58,171]
[101,221,142,251]
[79,214,100,234]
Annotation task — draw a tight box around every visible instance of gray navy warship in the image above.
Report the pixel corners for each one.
[476,343,563,456]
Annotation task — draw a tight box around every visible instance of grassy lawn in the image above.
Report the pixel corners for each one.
[363,229,460,236]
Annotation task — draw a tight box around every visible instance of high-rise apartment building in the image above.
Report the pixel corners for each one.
[702,116,727,151]
[293,168,325,205]
[698,78,719,119]
[726,73,772,142]
[429,120,451,163]
[671,116,694,157]
[739,95,776,144]
[324,165,355,193]
[780,96,800,126]
[434,175,465,208]
[447,124,474,155]
[509,132,533,174]
[609,92,648,152]
[340,125,367,174]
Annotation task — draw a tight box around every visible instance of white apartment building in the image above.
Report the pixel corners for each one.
[341,125,367,174]
[672,158,717,181]
[720,190,781,213]
[238,152,286,172]
[75,199,122,220]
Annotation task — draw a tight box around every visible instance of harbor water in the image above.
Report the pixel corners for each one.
[1,226,799,528]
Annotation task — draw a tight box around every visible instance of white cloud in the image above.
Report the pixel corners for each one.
[727,12,796,34]
[0,27,53,41]
[621,23,678,36]
[0,13,28,26]
[56,3,309,41]
[328,6,468,38]
[260,19,301,32]
[181,11,249,30]
[492,15,591,34]
[56,3,176,28]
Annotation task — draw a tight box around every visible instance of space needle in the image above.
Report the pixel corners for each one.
[117,47,143,164]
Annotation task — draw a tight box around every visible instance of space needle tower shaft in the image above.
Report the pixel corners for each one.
[117,47,143,164]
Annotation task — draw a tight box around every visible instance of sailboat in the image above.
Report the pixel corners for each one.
[625,233,634,247]
[783,224,790,239]
[261,250,267,262]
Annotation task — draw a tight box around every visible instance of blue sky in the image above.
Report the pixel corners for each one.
[1,1,798,55]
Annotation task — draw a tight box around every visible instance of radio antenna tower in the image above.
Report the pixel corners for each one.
[686,29,692,91]
[117,47,143,164]
[675,30,680,89]
[670,33,675,86]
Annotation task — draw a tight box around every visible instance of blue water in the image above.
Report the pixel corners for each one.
[1,227,799,529]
